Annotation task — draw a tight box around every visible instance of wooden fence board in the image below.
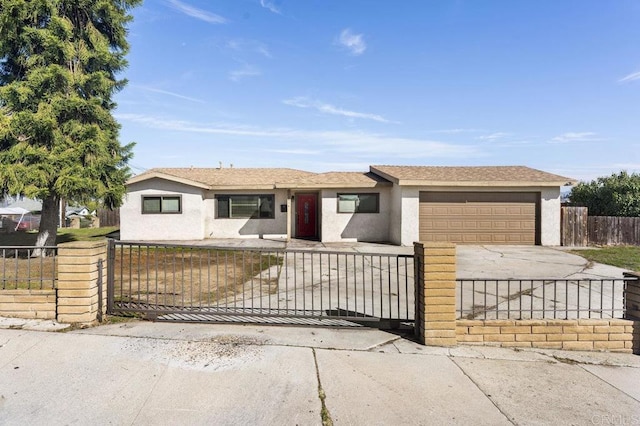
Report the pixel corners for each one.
[588,215,640,245]
[97,209,120,227]
[561,206,588,246]
[562,207,640,246]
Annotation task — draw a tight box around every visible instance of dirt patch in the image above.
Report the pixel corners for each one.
[0,251,56,290]
[113,247,282,307]
[121,335,268,371]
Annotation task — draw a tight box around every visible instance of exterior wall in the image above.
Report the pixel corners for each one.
[204,189,289,239]
[456,319,639,353]
[320,188,391,243]
[389,185,403,245]
[540,187,561,246]
[121,179,205,241]
[0,289,56,319]
[403,186,562,246]
[399,187,420,246]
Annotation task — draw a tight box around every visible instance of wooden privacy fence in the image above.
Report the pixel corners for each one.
[561,206,640,246]
[561,207,588,246]
[97,208,120,227]
[589,216,640,246]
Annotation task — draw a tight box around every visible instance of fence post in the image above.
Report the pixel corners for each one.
[414,242,457,346]
[56,241,108,324]
[624,272,640,320]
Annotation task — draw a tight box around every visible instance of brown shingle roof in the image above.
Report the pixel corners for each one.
[281,172,391,189]
[370,165,575,186]
[128,165,575,189]
[128,167,315,189]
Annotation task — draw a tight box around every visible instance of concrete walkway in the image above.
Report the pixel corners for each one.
[1,320,639,425]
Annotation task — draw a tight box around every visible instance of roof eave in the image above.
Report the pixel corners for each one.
[208,184,278,191]
[397,180,575,187]
[277,182,392,189]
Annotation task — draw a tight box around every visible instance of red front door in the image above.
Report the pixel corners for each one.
[296,193,318,239]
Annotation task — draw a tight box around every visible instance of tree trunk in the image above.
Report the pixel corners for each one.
[33,195,59,257]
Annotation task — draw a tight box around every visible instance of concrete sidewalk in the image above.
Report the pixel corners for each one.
[1,321,639,425]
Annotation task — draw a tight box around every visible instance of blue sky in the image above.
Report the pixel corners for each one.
[114,0,640,181]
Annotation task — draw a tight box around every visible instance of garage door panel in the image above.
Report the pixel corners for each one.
[419,192,539,245]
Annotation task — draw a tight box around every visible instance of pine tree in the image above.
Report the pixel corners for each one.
[0,0,141,254]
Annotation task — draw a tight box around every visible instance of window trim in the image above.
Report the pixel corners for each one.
[141,195,182,214]
[337,193,380,214]
[216,194,276,219]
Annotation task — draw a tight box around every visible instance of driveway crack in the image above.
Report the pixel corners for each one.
[312,348,333,426]
[449,357,515,425]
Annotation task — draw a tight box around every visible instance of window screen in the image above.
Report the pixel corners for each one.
[337,193,379,213]
[142,196,181,214]
[216,195,275,219]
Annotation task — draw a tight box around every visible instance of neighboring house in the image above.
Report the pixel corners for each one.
[120,165,574,246]
[65,206,94,218]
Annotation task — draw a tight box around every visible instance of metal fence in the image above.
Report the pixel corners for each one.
[457,278,630,320]
[0,246,58,290]
[108,241,414,324]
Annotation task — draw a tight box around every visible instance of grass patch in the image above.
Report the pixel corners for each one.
[569,246,640,271]
[56,226,118,243]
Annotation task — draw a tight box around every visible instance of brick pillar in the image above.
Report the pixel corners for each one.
[414,242,457,346]
[57,241,107,324]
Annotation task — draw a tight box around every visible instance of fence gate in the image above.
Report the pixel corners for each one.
[107,241,414,327]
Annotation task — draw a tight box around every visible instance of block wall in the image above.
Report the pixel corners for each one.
[0,289,56,319]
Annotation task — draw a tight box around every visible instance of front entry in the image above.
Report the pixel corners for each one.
[295,193,318,239]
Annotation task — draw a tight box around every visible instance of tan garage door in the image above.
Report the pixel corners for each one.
[419,192,539,245]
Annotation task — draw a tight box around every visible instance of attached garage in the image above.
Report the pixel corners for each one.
[419,192,540,245]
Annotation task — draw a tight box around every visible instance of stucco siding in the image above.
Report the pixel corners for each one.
[540,187,561,246]
[389,185,403,245]
[400,187,420,246]
[320,189,391,243]
[120,179,205,240]
[204,189,288,239]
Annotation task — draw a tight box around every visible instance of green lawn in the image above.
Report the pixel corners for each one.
[569,246,640,272]
[0,227,118,246]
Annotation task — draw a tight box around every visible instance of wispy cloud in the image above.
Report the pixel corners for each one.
[260,0,281,14]
[550,132,599,143]
[283,97,394,123]
[226,39,272,58]
[336,29,366,56]
[618,71,640,83]
[115,113,476,159]
[268,149,321,155]
[229,65,261,82]
[477,132,510,141]
[167,0,227,24]
[133,85,206,104]
[430,128,483,134]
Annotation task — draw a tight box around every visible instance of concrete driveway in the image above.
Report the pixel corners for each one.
[126,240,631,321]
[156,239,629,280]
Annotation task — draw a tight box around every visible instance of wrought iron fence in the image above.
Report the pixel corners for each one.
[108,241,414,323]
[457,278,630,320]
[0,246,58,290]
